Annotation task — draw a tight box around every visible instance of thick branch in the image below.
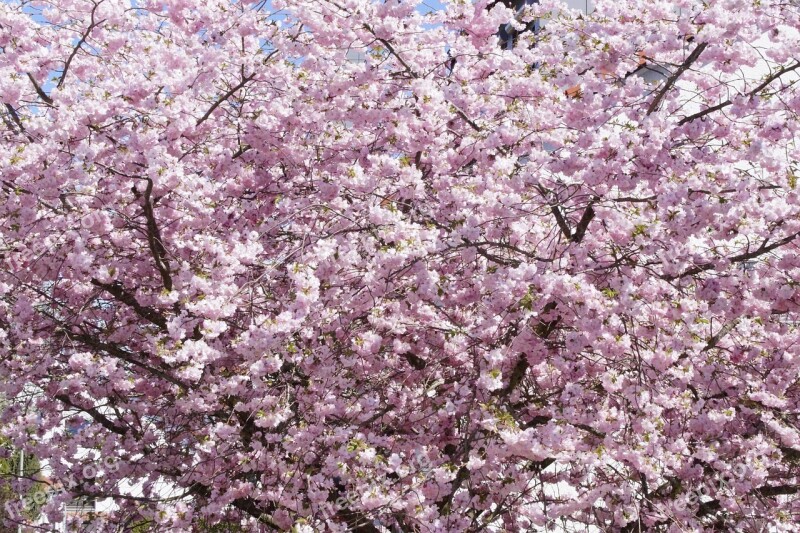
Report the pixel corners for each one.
[90,278,168,329]
[646,42,707,115]
[537,185,571,239]
[549,204,571,239]
[571,201,596,243]
[196,73,255,126]
[27,73,53,105]
[402,351,427,370]
[496,301,560,397]
[455,239,553,263]
[2,102,36,142]
[55,394,128,436]
[141,178,173,291]
[701,319,738,352]
[3,103,29,138]
[757,484,800,497]
[437,466,470,515]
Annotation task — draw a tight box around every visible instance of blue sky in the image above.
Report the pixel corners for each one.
[417,0,447,14]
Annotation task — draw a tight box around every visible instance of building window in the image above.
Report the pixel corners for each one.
[496,0,540,50]
[65,495,96,514]
[65,416,91,437]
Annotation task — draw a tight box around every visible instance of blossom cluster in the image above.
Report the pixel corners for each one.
[4,455,118,525]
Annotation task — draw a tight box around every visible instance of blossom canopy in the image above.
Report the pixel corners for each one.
[1,0,800,531]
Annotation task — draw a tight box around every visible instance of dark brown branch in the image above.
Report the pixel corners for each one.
[472,243,520,267]
[4,103,25,133]
[537,185,572,239]
[57,1,104,89]
[570,201,596,243]
[701,319,738,352]
[55,394,129,436]
[174,483,283,530]
[141,178,173,291]
[67,331,188,390]
[694,483,800,519]
[496,301,560,397]
[521,416,551,429]
[196,73,255,126]
[663,231,800,281]
[0,107,17,133]
[232,144,252,160]
[646,42,708,115]
[437,466,470,515]
[363,23,481,132]
[525,457,556,473]
[549,204,571,239]
[26,73,53,105]
[757,484,800,497]
[3,103,35,142]
[678,61,800,126]
[454,238,553,263]
[402,352,427,370]
[90,278,168,329]
[363,24,417,78]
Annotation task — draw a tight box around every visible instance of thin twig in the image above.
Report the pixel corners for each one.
[678,60,800,126]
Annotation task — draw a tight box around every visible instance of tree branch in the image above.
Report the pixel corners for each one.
[571,201,596,243]
[678,61,800,126]
[363,23,482,132]
[55,394,129,436]
[646,42,707,116]
[496,301,560,398]
[141,178,173,291]
[663,231,800,281]
[66,330,189,390]
[537,185,571,239]
[57,1,104,89]
[27,73,53,105]
[90,278,168,329]
[196,73,255,126]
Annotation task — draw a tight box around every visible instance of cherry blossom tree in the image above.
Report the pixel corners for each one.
[2,0,800,530]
